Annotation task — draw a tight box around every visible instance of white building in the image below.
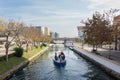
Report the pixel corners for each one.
[42,27,50,36]
[77,26,85,38]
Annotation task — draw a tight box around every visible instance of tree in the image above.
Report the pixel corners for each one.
[3,20,24,61]
[83,12,112,51]
[22,26,44,51]
[105,9,120,50]
[22,26,32,52]
[14,22,24,48]
[32,28,38,47]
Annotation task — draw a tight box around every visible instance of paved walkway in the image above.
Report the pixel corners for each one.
[0,45,26,57]
[0,47,14,57]
[73,44,120,79]
[75,43,120,63]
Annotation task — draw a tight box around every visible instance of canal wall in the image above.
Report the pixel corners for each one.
[72,47,120,80]
[0,46,52,80]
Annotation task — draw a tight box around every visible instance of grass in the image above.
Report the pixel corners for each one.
[23,46,45,58]
[0,57,26,74]
[0,46,46,75]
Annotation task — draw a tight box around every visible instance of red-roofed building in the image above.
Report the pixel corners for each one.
[113,15,120,25]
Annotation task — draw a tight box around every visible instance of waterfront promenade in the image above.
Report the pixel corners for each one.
[73,44,120,79]
[75,43,120,63]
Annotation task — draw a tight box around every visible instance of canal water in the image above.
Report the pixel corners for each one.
[9,44,115,80]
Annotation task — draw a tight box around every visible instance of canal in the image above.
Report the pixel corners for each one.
[9,44,115,80]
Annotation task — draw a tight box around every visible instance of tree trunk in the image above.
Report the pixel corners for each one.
[109,45,111,59]
[26,42,29,52]
[115,35,118,50]
[5,45,9,61]
[5,36,10,61]
[34,41,35,46]
[95,45,98,51]
[93,44,95,50]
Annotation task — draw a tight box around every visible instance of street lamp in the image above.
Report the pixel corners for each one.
[109,45,111,59]
[81,35,84,49]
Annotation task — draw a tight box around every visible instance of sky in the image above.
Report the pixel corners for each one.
[0,0,120,37]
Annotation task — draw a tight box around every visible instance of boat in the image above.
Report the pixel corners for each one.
[53,59,66,66]
[53,51,66,66]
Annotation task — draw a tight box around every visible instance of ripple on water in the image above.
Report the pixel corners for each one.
[9,44,115,80]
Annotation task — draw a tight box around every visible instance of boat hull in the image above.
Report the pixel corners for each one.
[53,59,66,66]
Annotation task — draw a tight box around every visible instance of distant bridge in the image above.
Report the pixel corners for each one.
[53,37,80,41]
[52,37,80,44]
[53,40,64,44]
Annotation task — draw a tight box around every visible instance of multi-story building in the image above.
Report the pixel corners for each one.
[54,32,59,39]
[113,15,120,50]
[44,27,50,36]
[113,15,120,25]
[50,32,59,39]
[35,26,43,36]
[50,32,55,39]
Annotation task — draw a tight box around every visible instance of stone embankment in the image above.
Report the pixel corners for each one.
[72,46,120,80]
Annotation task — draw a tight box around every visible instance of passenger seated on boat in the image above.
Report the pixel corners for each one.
[58,54,62,62]
[57,53,62,62]
[55,53,58,60]
[58,53,61,59]
[61,52,65,60]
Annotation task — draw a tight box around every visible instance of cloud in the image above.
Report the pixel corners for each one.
[3,0,120,37]
[88,0,120,10]
[9,7,85,37]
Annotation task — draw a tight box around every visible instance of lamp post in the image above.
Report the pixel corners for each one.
[81,35,84,49]
[109,44,111,59]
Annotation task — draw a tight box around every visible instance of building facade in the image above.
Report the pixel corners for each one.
[50,32,59,39]
[113,15,120,50]
[77,26,85,38]
[113,15,120,25]
[44,27,50,36]
[54,32,59,39]
[35,26,43,36]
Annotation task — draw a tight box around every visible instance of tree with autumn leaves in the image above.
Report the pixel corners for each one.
[83,11,113,51]
[0,19,24,61]
[83,9,120,51]
[0,18,51,61]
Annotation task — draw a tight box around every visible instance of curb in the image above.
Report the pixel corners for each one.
[72,47,120,80]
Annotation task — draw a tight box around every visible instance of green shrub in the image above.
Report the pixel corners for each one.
[42,43,47,47]
[14,47,24,57]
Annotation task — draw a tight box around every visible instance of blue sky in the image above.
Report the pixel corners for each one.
[0,0,120,37]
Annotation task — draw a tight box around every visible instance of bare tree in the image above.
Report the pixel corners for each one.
[3,20,24,61]
[22,26,32,52]
[14,22,24,48]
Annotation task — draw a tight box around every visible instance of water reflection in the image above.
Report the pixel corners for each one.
[54,44,59,51]
[9,44,115,80]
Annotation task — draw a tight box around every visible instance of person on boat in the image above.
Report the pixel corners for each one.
[54,52,58,60]
[58,52,63,62]
[61,52,65,60]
